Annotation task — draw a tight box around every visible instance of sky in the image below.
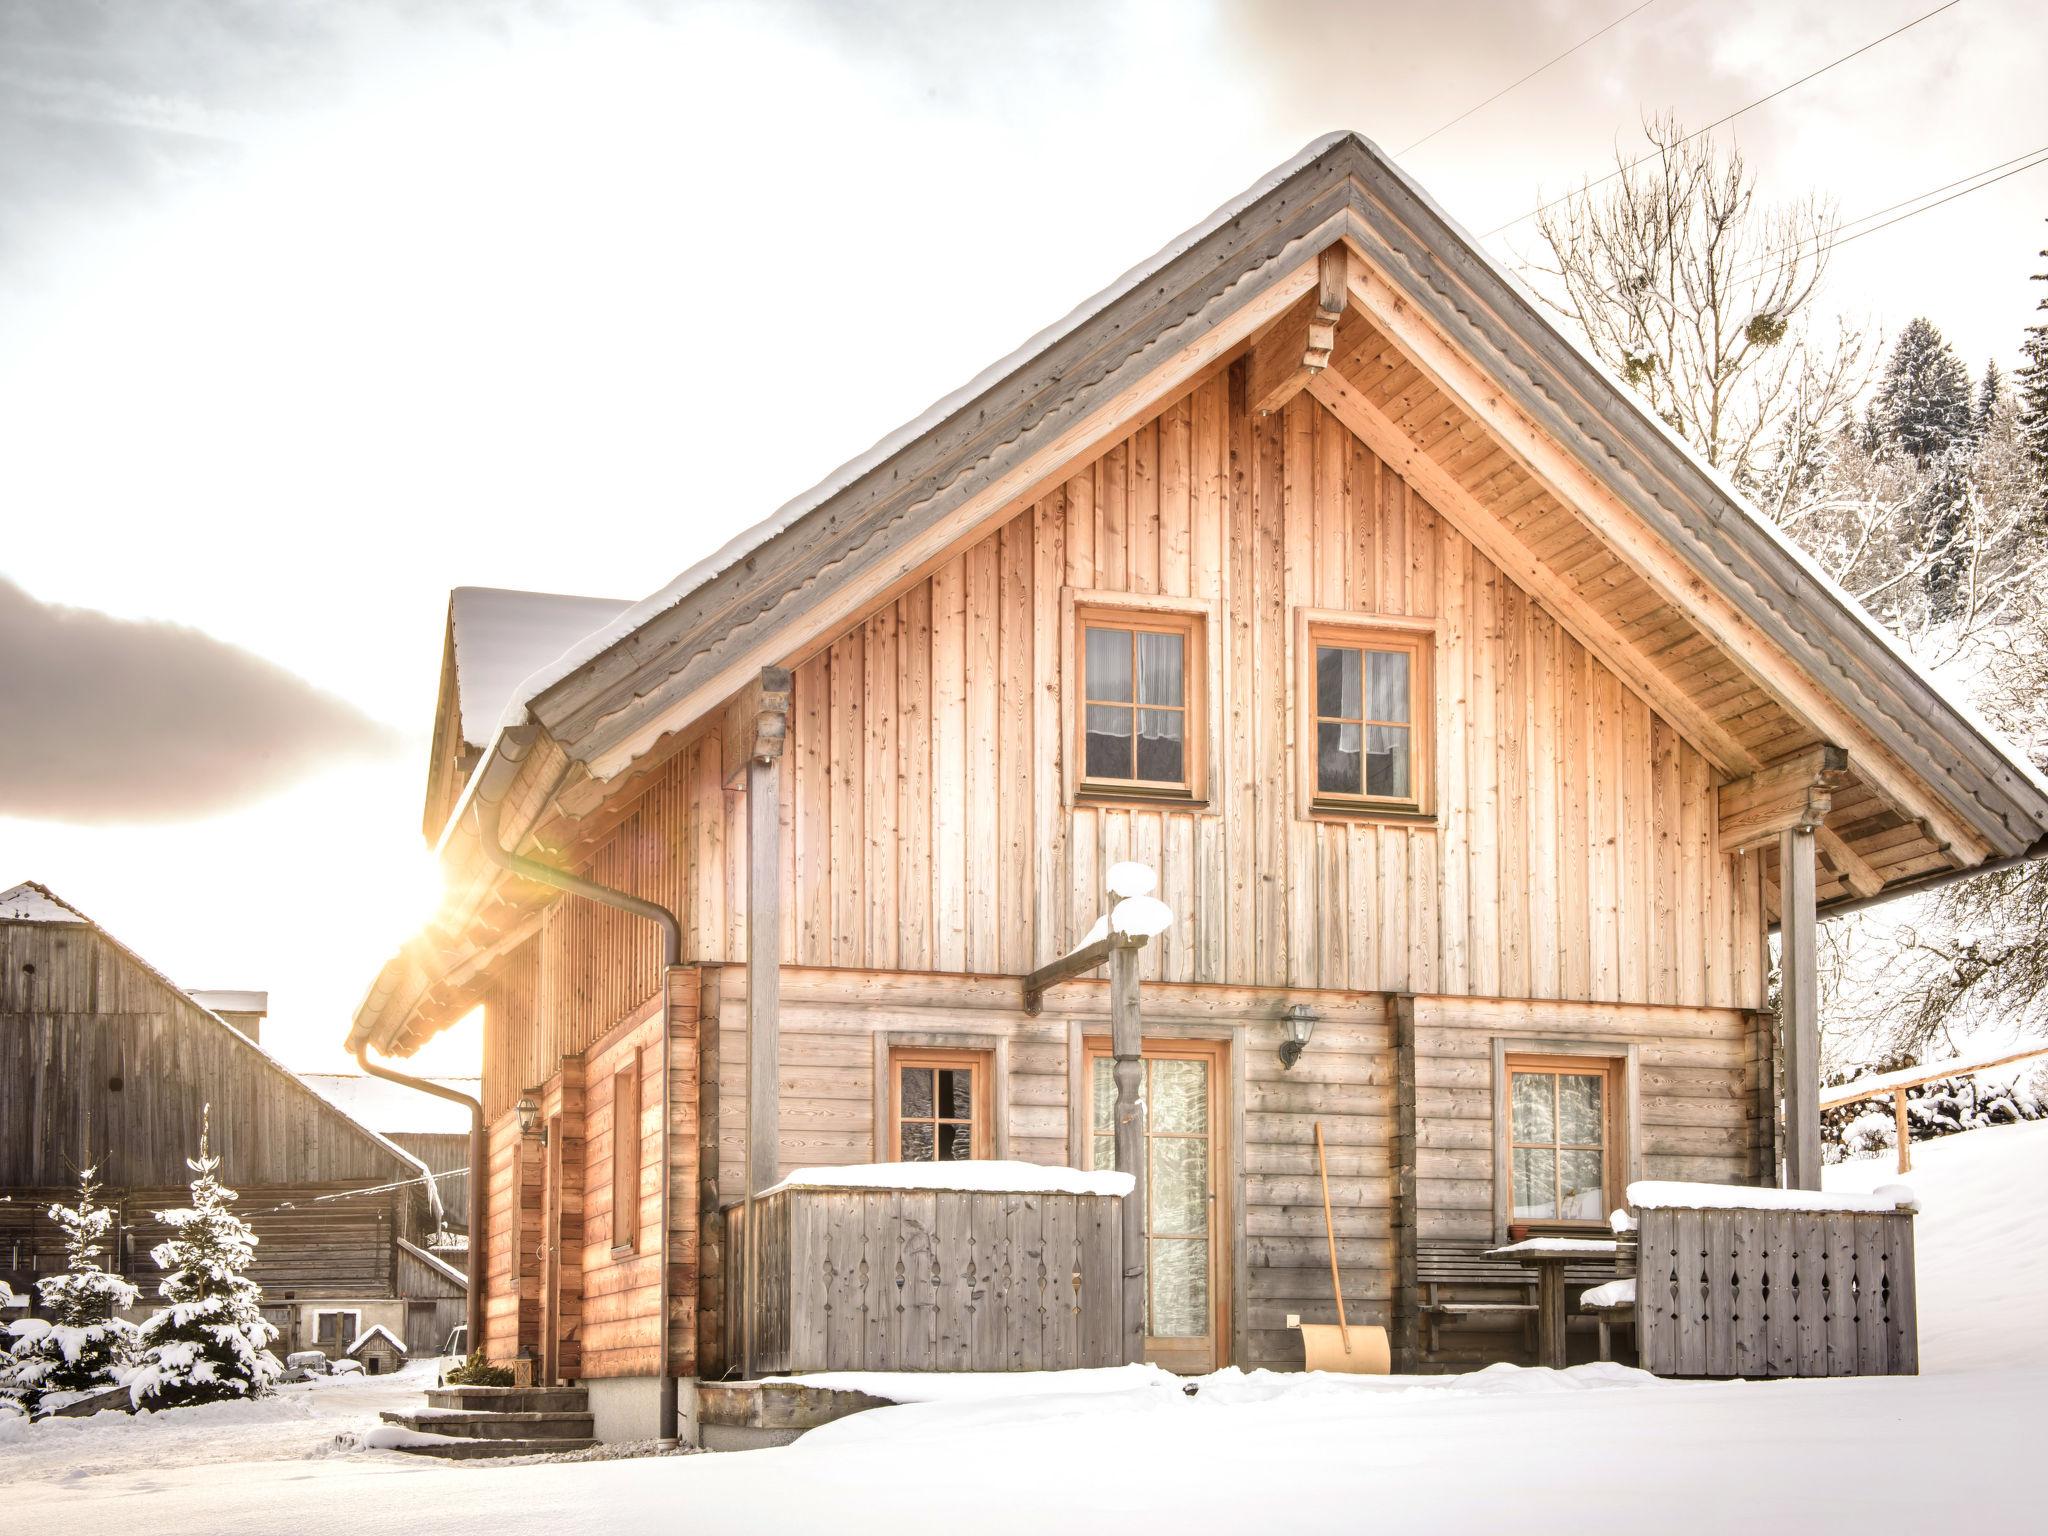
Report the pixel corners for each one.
[3,0,2045,1075]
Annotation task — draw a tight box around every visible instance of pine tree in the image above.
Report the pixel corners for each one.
[0,1168,140,1415]
[1867,317,1974,465]
[127,1109,281,1410]
[1974,360,2004,438]
[2020,228,2048,482]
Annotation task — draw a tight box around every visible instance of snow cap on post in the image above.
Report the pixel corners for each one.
[1104,862,1157,899]
[1110,894,1173,939]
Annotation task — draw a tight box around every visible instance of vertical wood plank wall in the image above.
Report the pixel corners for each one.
[552,371,1764,1010]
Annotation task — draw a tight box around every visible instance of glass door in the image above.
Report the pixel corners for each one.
[1085,1038,1228,1373]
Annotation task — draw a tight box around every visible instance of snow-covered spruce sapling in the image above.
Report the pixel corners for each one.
[127,1109,282,1409]
[1,1167,139,1415]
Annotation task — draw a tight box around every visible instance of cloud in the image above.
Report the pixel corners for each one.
[0,576,401,823]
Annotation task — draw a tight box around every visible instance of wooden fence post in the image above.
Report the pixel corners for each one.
[1109,933,1146,1365]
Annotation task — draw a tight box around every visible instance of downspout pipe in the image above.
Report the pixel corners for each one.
[353,1043,486,1360]
[475,786,683,1444]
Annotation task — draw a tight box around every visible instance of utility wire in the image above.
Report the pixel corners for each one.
[1398,0,1664,156]
[1734,147,2048,280]
[1483,0,1964,238]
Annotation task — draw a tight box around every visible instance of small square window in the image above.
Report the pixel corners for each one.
[1075,606,1204,801]
[891,1049,990,1161]
[1301,618,1431,816]
[1505,1055,1617,1226]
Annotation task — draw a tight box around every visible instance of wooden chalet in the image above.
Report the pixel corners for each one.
[347,133,2048,1435]
[2,882,462,1357]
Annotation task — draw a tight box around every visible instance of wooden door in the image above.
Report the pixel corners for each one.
[1083,1038,1231,1373]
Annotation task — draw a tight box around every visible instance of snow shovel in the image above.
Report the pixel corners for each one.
[1296,1120,1390,1374]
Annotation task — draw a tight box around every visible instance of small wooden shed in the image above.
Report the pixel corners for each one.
[346,1323,410,1376]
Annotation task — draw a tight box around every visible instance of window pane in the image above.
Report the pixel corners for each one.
[1085,704,1134,779]
[1091,1133,1115,1172]
[1316,645,1362,719]
[1151,1136,1207,1236]
[1136,630,1184,706]
[900,1121,935,1160]
[1318,720,1362,795]
[1091,1058,1115,1137]
[1558,1073,1604,1145]
[1134,709,1184,783]
[1511,1071,1555,1143]
[937,1067,974,1119]
[1512,1146,1558,1219]
[1085,627,1132,701]
[1150,1238,1208,1337]
[1365,724,1410,798]
[937,1122,973,1161]
[1560,1149,1605,1220]
[1150,1058,1208,1135]
[899,1066,932,1119]
[1367,650,1410,723]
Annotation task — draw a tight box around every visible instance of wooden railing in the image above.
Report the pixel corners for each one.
[1821,1045,2048,1173]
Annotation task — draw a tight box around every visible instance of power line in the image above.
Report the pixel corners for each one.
[1482,0,1964,238]
[1735,148,2048,280]
[1397,0,1664,157]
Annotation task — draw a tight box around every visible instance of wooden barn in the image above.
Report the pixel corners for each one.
[1,882,462,1358]
[347,133,2048,1437]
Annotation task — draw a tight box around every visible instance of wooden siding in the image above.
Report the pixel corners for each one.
[551,369,1766,1013]
[1,922,415,1190]
[727,1186,1123,1374]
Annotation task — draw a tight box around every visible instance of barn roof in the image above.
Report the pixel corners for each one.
[300,1071,481,1136]
[4,881,429,1191]
[350,129,2048,1054]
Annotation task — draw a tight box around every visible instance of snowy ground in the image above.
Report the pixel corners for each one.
[6,1122,2043,1533]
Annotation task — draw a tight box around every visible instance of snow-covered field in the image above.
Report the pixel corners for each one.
[6,1121,2043,1533]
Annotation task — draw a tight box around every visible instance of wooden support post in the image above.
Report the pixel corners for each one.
[1780,824,1821,1189]
[1894,1087,1912,1175]
[1108,932,1146,1365]
[737,666,792,1377]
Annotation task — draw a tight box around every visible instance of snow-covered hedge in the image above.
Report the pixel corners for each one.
[1822,1059,2048,1163]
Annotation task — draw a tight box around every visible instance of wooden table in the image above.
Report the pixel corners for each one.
[1489,1239,1618,1369]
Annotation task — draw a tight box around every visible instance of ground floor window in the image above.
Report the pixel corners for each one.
[312,1308,361,1351]
[1505,1054,1618,1224]
[889,1048,991,1160]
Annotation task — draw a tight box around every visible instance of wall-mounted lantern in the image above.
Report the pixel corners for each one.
[515,1092,548,1145]
[1278,1004,1319,1070]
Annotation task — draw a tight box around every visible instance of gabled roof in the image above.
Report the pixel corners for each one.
[345,1322,408,1356]
[352,130,2048,1053]
[448,587,634,752]
[4,881,431,1193]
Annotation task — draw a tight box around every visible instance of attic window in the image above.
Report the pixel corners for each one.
[1298,615,1433,818]
[1075,604,1206,802]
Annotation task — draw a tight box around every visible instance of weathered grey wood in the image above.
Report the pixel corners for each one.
[1023,937,1114,1015]
[741,676,789,1376]
[1704,1210,1735,1369]
[1389,994,1419,1371]
[1888,1213,1919,1375]
[1763,1211,1796,1375]
[1794,1212,1826,1376]
[1780,826,1822,1189]
[1853,1213,1887,1376]
[727,1185,1124,1373]
[1108,935,1146,1364]
[1731,1210,1764,1377]
[1674,1209,1707,1377]
[1824,1214,1857,1376]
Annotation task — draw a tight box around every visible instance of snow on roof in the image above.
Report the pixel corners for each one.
[188,989,267,1015]
[0,881,89,924]
[493,133,1357,735]
[448,586,633,751]
[1627,1180,1919,1214]
[345,1323,407,1356]
[767,1160,1135,1199]
[300,1072,480,1136]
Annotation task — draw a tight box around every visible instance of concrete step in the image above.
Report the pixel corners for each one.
[391,1436,600,1461]
[381,1409,596,1442]
[424,1385,590,1415]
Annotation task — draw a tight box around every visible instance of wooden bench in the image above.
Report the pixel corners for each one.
[1579,1230,1639,1362]
[1418,1238,1623,1358]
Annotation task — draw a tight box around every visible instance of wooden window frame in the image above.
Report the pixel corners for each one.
[887,1047,994,1162]
[609,1051,642,1255]
[1489,1039,1641,1242]
[1294,608,1436,821]
[1064,590,1213,808]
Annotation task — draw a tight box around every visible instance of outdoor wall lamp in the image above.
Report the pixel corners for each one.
[1278,1004,1319,1070]
[515,1092,548,1146]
